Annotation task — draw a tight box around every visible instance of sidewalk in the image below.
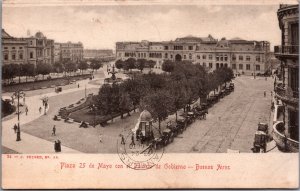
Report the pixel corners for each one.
[2,76,102,154]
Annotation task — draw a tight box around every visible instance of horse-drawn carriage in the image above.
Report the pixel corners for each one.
[252,123,269,153]
[192,105,208,120]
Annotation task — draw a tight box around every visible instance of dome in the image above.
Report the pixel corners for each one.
[140,110,152,122]
[35,31,45,38]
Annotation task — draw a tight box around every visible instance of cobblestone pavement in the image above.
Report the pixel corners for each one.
[164,76,274,153]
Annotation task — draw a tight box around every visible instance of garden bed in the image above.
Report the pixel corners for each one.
[2,74,92,93]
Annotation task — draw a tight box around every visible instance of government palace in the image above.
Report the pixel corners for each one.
[116,35,271,75]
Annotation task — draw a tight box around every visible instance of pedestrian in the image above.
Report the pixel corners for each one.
[13,124,18,133]
[39,106,42,114]
[130,134,135,148]
[54,140,58,152]
[25,107,28,115]
[271,91,273,97]
[23,96,25,103]
[52,125,56,136]
[120,134,125,145]
[264,91,266,97]
[78,84,80,88]
[57,140,61,152]
[99,134,103,143]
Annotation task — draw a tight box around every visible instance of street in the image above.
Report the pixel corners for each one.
[165,76,273,153]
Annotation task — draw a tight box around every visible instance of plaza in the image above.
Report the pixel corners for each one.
[2,66,276,153]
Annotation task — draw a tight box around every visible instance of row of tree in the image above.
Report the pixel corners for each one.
[115,58,156,72]
[2,59,103,83]
[95,60,234,133]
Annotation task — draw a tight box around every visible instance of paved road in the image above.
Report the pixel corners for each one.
[164,76,274,153]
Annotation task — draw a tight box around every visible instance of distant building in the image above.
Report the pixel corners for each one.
[273,4,299,152]
[83,49,114,59]
[2,29,54,66]
[54,41,84,63]
[116,35,270,75]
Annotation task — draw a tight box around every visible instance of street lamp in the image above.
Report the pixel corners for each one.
[91,104,97,128]
[12,91,25,141]
[253,62,256,79]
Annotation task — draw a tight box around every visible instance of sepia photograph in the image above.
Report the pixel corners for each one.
[1,0,299,189]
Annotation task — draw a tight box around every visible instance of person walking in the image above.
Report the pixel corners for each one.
[130,134,135,148]
[13,124,18,133]
[23,96,25,103]
[99,134,103,143]
[271,91,273,97]
[39,106,42,114]
[264,91,266,97]
[25,107,28,115]
[78,84,80,88]
[52,125,56,136]
[120,134,125,145]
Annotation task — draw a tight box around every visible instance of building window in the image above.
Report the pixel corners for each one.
[256,56,260,62]
[189,53,192,60]
[30,52,34,59]
[12,47,15,50]
[239,55,243,61]
[216,56,219,61]
[164,46,169,50]
[4,53,8,60]
[4,47,8,49]
[209,54,212,60]
[170,55,173,59]
[239,64,243,69]
[12,53,16,60]
[30,41,33,45]
[165,53,168,59]
[203,62,206,67]
[246,64,250,70]
[184,55,186,59]
[19,53,23,60]
[232,64,236,69]
[188,46,193,50]
[256,65,260,71]
[232,55,236,61]
[220,56,223,61]
[224,55,228,61]
[246,55,250,61]
[209,63,212,68]
[216,63,219,69]
[197,55,200,59]
[202,55,206,59]
[224,63,228,68]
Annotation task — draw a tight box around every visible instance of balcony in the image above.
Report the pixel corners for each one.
[274,45,299,59]
[273,121,299,152]
[275,83,299,106]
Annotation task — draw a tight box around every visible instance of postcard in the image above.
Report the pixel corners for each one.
[1,0,299,189]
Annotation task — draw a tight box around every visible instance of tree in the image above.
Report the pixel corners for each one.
[2,64,18,83]
[96,83,120,122]
[119,91,133,119]
[123,58,136,71]
[90,59,102,72]
[21,63,35,82]
[162,60,175,73]
[65,61,77,76]
[168,81,186,121]
[78,61,88,74]
[115,59,123,71]
[140,90,174,134]
[136,59,146,72]
[36,62,52,80]
[146,60,156,71]
[53,61,63,73]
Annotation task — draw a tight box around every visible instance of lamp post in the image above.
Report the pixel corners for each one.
[42,96,49,115]
[12,91,25,141]
[91,104,97,128]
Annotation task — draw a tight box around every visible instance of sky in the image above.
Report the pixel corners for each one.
[3,3,283,50]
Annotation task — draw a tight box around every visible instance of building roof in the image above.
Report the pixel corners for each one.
[2,29,13,39]
[140,110,152,122]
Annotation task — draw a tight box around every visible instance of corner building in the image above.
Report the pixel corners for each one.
[116,35,270,75]
[273,4,299,152]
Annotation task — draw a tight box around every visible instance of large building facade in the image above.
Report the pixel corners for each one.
[54,41,84,63]
[2,29,54,66]
[116,35,270,75]
[273,4,299,152]
[83,49,114,59]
